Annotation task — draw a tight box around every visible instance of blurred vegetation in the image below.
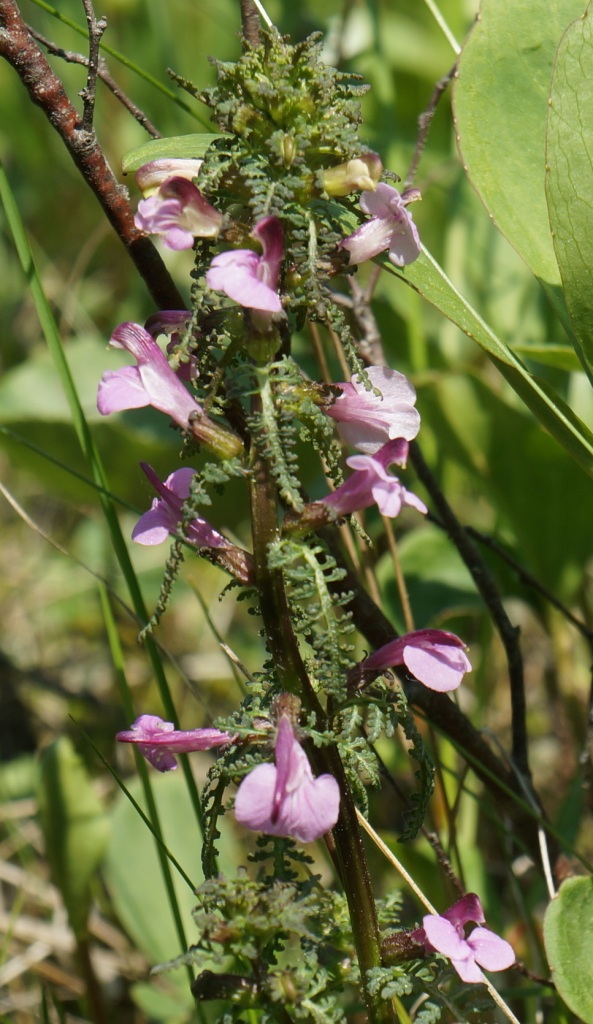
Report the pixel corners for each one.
[1,0,592,1021]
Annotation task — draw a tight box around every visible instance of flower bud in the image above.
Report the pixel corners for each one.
[134,158,203,197]
[322,153,383,197]
[381,931,426,966]
[188,410,244,460]
[281,134,297,168]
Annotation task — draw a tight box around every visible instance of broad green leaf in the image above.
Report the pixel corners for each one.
[454,0,585,295]
[546,3,593,382]
[544,876,593,1022]
[122,134,229,175]
[104,770,240,1017]
[386,249,593,478]
[37,738,110,940]
[104,770,238,966]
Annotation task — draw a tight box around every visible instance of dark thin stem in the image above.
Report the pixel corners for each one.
[80,0,106,133]
[28,25,161,137]
[249,379,397,1024]
[76,937,107,1024]
[239,0,261,48]
[0,0,183,309]
[405,62,457,187]
[409,441,531,779]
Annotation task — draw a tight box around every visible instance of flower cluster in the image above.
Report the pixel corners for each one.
[117,710,340,843]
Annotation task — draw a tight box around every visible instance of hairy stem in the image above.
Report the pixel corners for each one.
[249,377,398,1024]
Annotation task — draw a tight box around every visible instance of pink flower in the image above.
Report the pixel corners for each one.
[321,439,427,519]
[341,183,421,267]
[116,714,234,772]
[357,628,471,692]
[206,216,283,314]
[97,321,201,428]
[135,169,221,251]
[234,717,340,843]
[328,365,421,454]
[132,463,231,549]
[411,894,515,983]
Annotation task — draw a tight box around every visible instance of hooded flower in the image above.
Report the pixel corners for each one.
[341,183,421,267]
[321,439,427,520]
[116,714,233,772]
[322,153,383,197]
[132,463,231,549]
[134,163,222,250]
[327,365,421,454]
[356,628,471,692]
[135,158,203,196]
[410,894,515,983]
[206,216,283,314]
[234,716,340,843]
[97,321,201,427]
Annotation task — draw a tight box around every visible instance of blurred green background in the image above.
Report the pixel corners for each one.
[1,1,592,1021]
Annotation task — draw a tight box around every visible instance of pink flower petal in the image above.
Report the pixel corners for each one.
[207,250,282,312]
[467,928,515,973]
[97,366,151,414]
[330,366,421,455]
[131,504,174,545]
[422,915,467,959]
[403,643,470,692]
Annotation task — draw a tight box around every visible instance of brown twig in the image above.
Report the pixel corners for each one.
[405,62,457,187]
[410,441,532,781]
[27,25,161,138]
[80,0,106,133]
[0,0,183,310]
[239,0,261,48]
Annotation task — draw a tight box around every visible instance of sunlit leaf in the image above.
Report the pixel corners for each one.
[546,2,593,382]
[122,134,229,175]
[544,876,593,1022]
[454,0,585,301]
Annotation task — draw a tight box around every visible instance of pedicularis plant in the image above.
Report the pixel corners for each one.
[100,23,513,1024]
[3,0,593,1022]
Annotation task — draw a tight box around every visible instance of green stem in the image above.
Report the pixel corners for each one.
[248,373,398,1024]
